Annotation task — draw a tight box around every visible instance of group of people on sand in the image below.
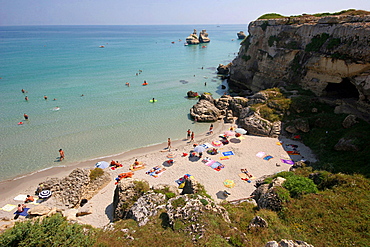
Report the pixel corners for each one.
[110,160,123,168]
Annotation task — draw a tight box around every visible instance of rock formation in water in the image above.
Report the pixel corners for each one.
[237,31,247,39]
[186,29,210,44]
[228,11,370,119]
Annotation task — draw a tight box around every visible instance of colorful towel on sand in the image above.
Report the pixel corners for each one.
[14,208,30,216]
[146,166,166,178]
[175,174,194,185]
[256,152,266,158]
[1,204,17,212]
[287,151,300,155]
[211,161,225,171]
[220,156,229,160]
[280,159,294,165]
[13,195,28,201]
[222,151,235,156]
[263,155,274,161]
[237,136,245,140]
[205,160,216,166]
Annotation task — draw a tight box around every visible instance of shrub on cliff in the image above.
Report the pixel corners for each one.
[0,214,96,247]
[283,176,318,198]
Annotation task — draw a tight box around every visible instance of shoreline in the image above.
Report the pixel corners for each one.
[0,120,317,228]
[0,121,224,202]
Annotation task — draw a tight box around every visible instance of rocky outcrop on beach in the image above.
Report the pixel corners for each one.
[217,63,231,75]
[228,12,370,119]
[237,31,247,39]
[38,168,110,208]
[190,90,283,137]
[251,177,286,211]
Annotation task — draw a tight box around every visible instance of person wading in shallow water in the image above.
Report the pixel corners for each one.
[59,149,65,161]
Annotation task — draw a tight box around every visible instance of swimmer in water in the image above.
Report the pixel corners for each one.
[25,96,29,101]
[24,113,29,120]
[44,95,48,100]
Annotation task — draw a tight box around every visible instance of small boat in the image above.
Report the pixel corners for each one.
[99,45,105,48]
[202,46,207,48]
[171,41,175,44]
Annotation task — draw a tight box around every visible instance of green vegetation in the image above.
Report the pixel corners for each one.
[0,214,96,247]
[260,21,269,31]
[258,13,285,19]
[283,176,318,198]
[89,168,104,181]
[326,38,341,50]
[305,33,329,52]
[242,55,251,62]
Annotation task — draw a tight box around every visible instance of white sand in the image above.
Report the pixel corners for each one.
[0,122,316,228]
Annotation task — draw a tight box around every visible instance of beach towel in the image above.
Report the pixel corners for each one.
[220,156,229,160]
[256,152,266,158]
[205,160,216,166]
[280,159,294,165]
[146,166,166,178]
[222,151,235,156]
[14,208,30,216]
[13,194,28,201]
[237,136,245,140]
[287,151,300,155]
[0,204,17,212]
[263,155,273,161]
[276,142,282,145]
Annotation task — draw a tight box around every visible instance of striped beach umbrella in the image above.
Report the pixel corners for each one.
[39,190,52,199]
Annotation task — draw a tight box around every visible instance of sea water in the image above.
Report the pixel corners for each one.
[0,25,245,182]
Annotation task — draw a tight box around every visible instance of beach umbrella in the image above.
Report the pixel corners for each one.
[95,161,109,169]
[224,131,235,137]
[39,190,52,199]
[194,146,206,153]
[167,153,176,159]
[212,140,223,147]
[235,128,247,135]
[223,180,235,188]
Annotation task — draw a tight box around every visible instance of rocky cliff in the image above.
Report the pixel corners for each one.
[229,12,370,117]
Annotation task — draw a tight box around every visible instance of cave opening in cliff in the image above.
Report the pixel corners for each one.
[324,78,359,100]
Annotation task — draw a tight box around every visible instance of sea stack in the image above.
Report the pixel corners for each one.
[237,31,246,39]
[186,29,200,44]
[199,30,210,43]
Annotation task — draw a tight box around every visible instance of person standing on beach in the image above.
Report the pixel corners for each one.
[59,149,65,161]
[167,138,171,150]
[24,113,28,120]
[191,132,194,142]
[209,124,213,134]
[187,129,191,139]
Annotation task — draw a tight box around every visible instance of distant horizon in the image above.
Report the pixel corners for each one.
[1,0,369,26]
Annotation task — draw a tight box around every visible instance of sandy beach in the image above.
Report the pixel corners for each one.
[0,121,316,228]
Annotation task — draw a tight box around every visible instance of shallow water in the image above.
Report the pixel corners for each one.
[0,25,245,181]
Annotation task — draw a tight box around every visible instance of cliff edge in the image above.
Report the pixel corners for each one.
[229,12,370,118]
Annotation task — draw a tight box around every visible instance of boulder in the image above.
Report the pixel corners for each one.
[62,209,78,221]
[190,99,221,122]
[113,179,149,221]
[186,29,200,44]
[249,216,268,229]
[187,91,199,98]
[217,64,230,75]
[76,202,93,217]
[342,114,358,128]
[125,192,166,226]
[294,119,310,133]
[199,30,210,43]
[251,177,286,211]
[28,205,52,216]
[237,31,247,40]
[239,109,275,136]
[334,138,359,152]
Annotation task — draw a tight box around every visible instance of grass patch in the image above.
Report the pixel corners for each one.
[305,33,329,52]
[258,13,285,19]
[89,168,104,181]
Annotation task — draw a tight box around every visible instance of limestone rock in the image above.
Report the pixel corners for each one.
[251,177,286,211]
[152,184,179,196]
[228,14,370,119]
[334,138,359,152]
[237,31,247,39]
[28,205,52,216]
[285,125,298,134]
[294,119,310,133]
[113,179,149,221]
[199,30,210,43]
[249,216,268,229]
[217,64,230,75]
[125,192,166,226]
[76,202,93,217]
[342,114,358,128]
[186,29,200,44]
[63,209,78,221]
[190,97,221,122]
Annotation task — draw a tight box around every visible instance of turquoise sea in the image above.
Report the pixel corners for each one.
[0,25,244,182]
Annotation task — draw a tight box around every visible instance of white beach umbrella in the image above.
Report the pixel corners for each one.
[39,190,52,199]
[194,146,206,153]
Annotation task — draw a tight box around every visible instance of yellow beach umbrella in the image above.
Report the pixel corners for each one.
[223,179,235,188]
